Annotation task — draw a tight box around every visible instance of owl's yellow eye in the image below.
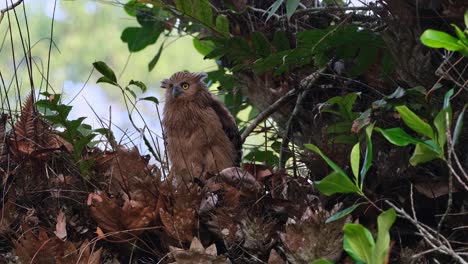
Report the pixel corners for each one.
[181,83,189,90]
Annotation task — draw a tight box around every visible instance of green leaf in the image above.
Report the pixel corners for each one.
[409,142,440,166]
[350,46,378,77]
[420,29,463,51]
[121,23,164,52]
[376,127,424,146]
[305,143,349,178]
[285,0,300,19]
[273,31,290,51]
[434,107,451,148]
[343,223,375,263]
[326,202,366,223]
[140,96,160,105]
[216,15,230,37]
[350,142,360,181]
[373,208,396,264]
[174,0,192,14]
[193,0,213,26]
[148,43,164,71]
[453,104,467,146]
[310,259,335,264]
[124,0,147,16]
[315,171,361,196]
[326,121,352,134]
[266,0,283,21]
[360,124,374,182]
[396,105,434,139]
[465,10,468,29]
[93,61,117,83]
[443,88,454,109]
[451,24,468,46]
[96,76,118,86]
[251,32,271,58]
[128,80,147,92]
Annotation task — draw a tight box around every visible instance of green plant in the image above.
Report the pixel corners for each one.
[36,93,105,177]
[420,10,468,56]
[304,124,374,221]
[343,208,396,264]
[321,92,361,144]
[91,61,164,163]
[376,89,466,166]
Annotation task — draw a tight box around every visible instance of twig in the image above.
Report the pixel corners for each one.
[387,200,468,264]
[0,0,23,24]
[240,88,297,143]
[279,65,328,168]
[437,111,454,233]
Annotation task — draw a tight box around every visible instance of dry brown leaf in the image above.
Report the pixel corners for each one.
[268,249,285,264]
[220,167,262,196]
[169,237,231,264]
[280,205,350,263]
[54,209,67,241]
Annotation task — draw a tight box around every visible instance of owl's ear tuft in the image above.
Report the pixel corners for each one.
[194,72,208,82]
[160,79,170,89]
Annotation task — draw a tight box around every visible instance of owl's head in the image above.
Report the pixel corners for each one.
[160,71,208,100]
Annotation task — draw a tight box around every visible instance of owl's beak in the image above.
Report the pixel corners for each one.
[172,86,183,98]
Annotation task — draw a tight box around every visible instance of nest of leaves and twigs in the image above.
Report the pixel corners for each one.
[0,95,358,263]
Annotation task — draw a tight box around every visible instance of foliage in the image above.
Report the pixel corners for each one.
[343,209,396,264]
[420,10,468,56]
[305,124,374,221]
[36,93,104,176]
[376,89,465,166]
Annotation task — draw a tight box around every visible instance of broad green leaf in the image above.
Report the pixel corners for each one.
[326,121,352,134]
[453,104,467,146]
[96,76,118,86]
[273,31,290,51]
[310,259,334,264]
[148,43,164,71]
[373,208,396,264]
[350,142,360,180]
[465,10,468,29]
[434,107,451,148]
[396,105,434,139]
[216,15,230,37]
[350,46,378,77]
[266,0,283,21]
[443,88,454,109]
[376,127,424,146]
[360,124,374,182]
[121,24,163,52]
[343,224,375,263]
[193,38,216,57]
[286,0,300,19]
[326,202,366,223]
[128,80,147,92]
[409,142,440,166]
[140,96,159,105]
[174,0,192,14]
[193,0,213,26]
[251,32,271,58]
[451,24,468,46]
[304,144,349,178]
[124,0,147,16]
[315,171,361,196]
[420,29,463,51]
[93,61,117,83]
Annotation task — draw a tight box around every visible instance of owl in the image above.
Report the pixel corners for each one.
[161,71,242,180]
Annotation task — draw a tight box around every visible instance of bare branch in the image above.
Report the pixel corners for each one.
[0,0,24,25]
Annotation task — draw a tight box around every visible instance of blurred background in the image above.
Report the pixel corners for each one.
[0,0,216,160]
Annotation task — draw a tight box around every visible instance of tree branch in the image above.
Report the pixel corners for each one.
[241,88,297,143]
[0,0,24,25]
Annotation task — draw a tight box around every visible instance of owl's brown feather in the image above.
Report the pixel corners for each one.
[161,72,241,179]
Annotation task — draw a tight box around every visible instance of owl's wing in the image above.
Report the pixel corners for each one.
[209,97,242,167]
